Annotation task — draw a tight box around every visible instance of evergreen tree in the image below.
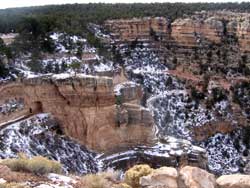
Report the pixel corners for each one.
[54,63,60,74]
[70,61,81,75]
[61,60,68,72]
[0,59,9,78]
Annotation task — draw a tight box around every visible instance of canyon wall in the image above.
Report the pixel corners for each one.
[104,17,169,42]
[0,74,154,151]
[237,19,250,52]
[102,12,250,143]
[171,17,223,47]
[104,12,250,51]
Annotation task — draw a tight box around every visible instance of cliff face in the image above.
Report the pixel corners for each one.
[104,17,169,42]
[104,15,223,46]
[171,17,223,47]
[97,12,250,175]
[237,19,250,52]
[103,12,250,52]
[0,74,154,151]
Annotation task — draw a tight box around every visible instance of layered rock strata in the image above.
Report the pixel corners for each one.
[104,11,250,51]
[171,17,223,47]
[237,19,250,52]
[0,74,154,151]
[100,137,207,171]
[104,17,169,42]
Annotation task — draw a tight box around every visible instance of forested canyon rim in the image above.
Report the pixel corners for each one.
[1,6,250,188]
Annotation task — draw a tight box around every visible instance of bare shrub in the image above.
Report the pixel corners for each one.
[1,153,61,176]
[124,164,153,188]
[76,169,122,188]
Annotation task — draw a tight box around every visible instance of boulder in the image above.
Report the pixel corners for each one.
[180,166,216,188]
[139,167,178,188]
[216,175,250,188]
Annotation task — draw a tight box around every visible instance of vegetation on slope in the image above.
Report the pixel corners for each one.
[1,153,62,176]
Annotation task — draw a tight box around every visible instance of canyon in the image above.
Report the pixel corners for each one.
[98,10,250,175]
[1,10,250,178]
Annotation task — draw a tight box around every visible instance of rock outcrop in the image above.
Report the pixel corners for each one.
[216,175,250,188]
[140,167,178,188]
[179,166,216,188]
[0,74,154,151]
[137,165,250,188]
[3,164,250,188]
[171,17,223,47]
[237,18,250,52]
[100,137,207,172]
[104,17,169,42]
[103,11,250,52]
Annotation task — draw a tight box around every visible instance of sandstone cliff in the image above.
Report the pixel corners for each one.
[103,11,250,51]
[237,18,250,52]
[171,17,223,47]
[104,17,169,42]
[0,74,154,151]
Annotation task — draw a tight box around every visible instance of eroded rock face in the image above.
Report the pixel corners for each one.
[0,74,154,152]
[237,18,250,52]
[104,17,169,42]
[139,167,178,188]
[171,17,223,47]
[103,11,250,52]
[180,166,216,188]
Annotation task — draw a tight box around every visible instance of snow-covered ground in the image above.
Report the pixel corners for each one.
[0,113,98,174]
[0,98,24,115]
[8,32,116,80]
[114,81,139,96]
[200,129,248,175]
[117,45,249,175]
[50,32,86,54]
[122,47,216,140]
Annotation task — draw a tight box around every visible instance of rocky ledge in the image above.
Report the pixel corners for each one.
[0,73,154,152]
[100,137,207,171]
